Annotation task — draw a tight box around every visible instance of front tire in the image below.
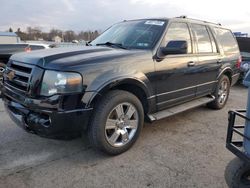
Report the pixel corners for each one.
[88,90,144,155]
[0,62,6,97]
[208,75,230,109]
[0,62,6,82]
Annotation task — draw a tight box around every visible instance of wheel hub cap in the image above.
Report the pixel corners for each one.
[0,67,5,73]
[105,102,139,147]
[218,80,228,104]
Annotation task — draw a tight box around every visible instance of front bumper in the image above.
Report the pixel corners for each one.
[3,96,93,139]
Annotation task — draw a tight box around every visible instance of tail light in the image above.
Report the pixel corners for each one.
[25,46,31,52]
[236,56,242,69]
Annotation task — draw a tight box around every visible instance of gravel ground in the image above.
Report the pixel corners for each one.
[0,85,247,188]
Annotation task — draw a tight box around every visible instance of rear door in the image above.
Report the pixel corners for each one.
[189,23,222,96]
[212,27,241,79]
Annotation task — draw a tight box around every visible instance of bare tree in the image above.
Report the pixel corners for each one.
[15,28,28,41]
[64,30,76,42]
[49,29,63,41]
[10,26,100,42]
[26,27,42,40]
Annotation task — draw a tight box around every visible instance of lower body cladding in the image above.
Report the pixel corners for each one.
[231,73,241,85]
[4,98,93,139]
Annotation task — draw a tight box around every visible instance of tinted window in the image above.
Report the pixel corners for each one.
[91,20,167,49]
[164,22,192,53]
[0,44,27,53]
[191,24,213,53]
[213,28,239,54]
[236,37,250,53]
[209,29,218,53]
[30,45,45,50]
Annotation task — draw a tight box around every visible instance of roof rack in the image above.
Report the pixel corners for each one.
[176,16,222,26]
[178,15,187,19]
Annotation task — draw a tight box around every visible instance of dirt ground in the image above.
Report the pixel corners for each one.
[0,85,247,188]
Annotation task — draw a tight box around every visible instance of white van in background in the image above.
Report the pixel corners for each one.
[0,32,20,44]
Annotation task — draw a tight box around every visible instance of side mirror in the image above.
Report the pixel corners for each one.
[160,40,188,56]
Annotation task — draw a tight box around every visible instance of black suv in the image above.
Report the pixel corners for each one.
[1,17,241,155]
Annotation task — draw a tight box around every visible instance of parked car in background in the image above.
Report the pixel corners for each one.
[0,43,52,96]
[1,17,241,155]
[239,52,250,80]
[0,32,20,44]
[236,37,250,82]
[53,41,86,48]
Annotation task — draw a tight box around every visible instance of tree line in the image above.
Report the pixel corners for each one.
[8,27,100,42]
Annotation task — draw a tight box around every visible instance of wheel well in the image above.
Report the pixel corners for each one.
[223,71,232,84]
[90,83,149,114]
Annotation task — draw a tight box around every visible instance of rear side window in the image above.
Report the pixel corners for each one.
[213,28,239,54]
[30,45,45,50]
[191,24,214,53]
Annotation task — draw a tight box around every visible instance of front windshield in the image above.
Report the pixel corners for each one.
[91,20,167,49]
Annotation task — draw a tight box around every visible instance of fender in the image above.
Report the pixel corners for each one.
[82,71,154,108]
[217,67,233,80]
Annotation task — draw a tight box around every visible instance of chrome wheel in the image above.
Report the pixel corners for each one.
[0,67,5,73]
[0,65,5,82]
[105,102,139,147]
[218,80,229,105]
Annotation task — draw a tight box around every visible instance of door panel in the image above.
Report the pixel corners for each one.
[195,54,221,96]
[155,55,198,110]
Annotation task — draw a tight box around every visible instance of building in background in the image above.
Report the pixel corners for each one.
[0,32,20,44]
[52,35,62,43]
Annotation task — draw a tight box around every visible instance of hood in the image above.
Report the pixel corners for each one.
[10,46,147,70]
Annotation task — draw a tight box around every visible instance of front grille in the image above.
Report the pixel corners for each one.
[4,61,34,94]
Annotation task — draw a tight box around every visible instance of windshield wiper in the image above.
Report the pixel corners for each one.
[96,42,127,49]
[86,41,92,46]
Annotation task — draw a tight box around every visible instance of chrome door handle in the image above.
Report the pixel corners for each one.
[217,59,222,64]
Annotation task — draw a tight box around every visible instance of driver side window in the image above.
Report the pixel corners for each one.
[164,22,192,53]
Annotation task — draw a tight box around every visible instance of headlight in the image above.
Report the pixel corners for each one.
[40,70,83,96]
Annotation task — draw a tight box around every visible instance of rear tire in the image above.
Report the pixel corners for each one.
[225,157,250,188]
[207,75,230,109]
[88,90,144,155]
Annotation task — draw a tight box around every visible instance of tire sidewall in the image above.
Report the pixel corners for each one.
[0,63,5,96]
[213,75,230,109]
[225,158,250,188]
[234,168,250,188]
[89,90,144,155]
[0,62,6,77]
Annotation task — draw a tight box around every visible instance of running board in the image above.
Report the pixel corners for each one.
[148,96,215,121]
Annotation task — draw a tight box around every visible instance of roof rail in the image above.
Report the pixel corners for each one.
[178,15,187,19]
[176,16,222,26]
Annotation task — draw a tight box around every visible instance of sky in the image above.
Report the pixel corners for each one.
[1,0,250,34]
